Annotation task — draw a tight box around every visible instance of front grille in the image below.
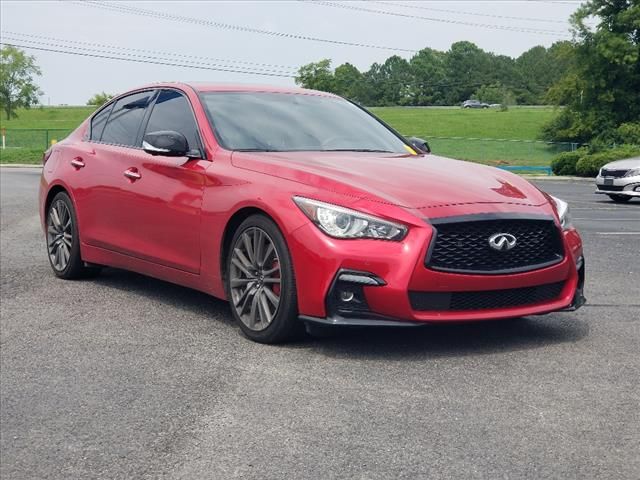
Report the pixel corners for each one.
[601,169,628,178]
[596,184,625,192]
[409,281,565,311]
[427,217,564,274]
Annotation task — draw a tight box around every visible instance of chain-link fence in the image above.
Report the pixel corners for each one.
[1,129,582,169]
[413,136,582,166]
[1,129,73,150]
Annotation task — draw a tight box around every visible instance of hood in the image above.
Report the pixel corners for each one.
[231,151,549,209]
[603,157,640,170]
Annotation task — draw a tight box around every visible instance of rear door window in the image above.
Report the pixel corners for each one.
[90,103,113,141]
[101,91,155,147]
[144,89,200,152]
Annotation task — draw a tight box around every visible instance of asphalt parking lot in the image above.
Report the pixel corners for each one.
[1,167,639,479]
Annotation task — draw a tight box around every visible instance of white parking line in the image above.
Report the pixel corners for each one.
[572,207,633,211]
[574,218,640,221]
[595,232,640,235]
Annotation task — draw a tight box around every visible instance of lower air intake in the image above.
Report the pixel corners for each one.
[409,281,565,311]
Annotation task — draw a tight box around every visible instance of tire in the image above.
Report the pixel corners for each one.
[608,194,631,203]
[226,214,301,343]
[46,192,101,279]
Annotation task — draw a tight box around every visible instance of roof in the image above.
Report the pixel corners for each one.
[134,81,338,97]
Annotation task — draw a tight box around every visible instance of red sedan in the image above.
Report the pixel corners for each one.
[39,83,585,343]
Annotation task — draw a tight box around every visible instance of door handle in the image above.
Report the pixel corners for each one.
[70,158,85,169]
[123,168,141,181]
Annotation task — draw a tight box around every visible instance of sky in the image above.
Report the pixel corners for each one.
[1,0,583,105]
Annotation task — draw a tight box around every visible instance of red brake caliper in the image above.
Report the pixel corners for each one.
[271,259,281,296]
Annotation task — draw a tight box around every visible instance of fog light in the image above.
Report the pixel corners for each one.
[327,270,382,318]
[340,290,355,302]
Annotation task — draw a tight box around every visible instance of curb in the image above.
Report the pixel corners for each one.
[1,164,43,168]
[520,175,593,182]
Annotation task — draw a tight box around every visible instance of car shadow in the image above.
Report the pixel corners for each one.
[91,268,235,326]
[593,198,639,206]
[300,316,589,360]
[90,268,589,359]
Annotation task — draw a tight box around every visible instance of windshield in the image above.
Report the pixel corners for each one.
[201,92,410,153]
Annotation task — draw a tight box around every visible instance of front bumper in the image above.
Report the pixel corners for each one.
[289,218,585,327]
[595,174,640,197]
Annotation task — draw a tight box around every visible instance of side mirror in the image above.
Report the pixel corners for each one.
[143,130,189,157]
[406,136,431,154]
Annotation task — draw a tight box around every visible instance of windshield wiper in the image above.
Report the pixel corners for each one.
[234,148,279,152]
[321,149,394,153]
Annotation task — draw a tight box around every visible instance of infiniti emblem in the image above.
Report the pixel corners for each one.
[488,233,517,251]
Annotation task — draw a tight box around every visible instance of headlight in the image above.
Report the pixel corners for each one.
[550,195,573,230]
[293,196,407,241]
[624,168,640,177]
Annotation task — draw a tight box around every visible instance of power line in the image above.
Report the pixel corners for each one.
[0,35,297,76]
[1,38,532,92]
[0,41,298,78]
[306,1,571,37]
[73,0,419,53]
[370,1,568,24]
[530,1,582,4]
[3,31,300,73]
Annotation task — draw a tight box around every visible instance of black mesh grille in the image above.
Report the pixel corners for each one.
[427,218,564,274]
[596,184,625,192]
[600,169,628,178]
[409,281,565,311]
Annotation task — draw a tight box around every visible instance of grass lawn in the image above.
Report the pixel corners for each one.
[1,105,561,166]
[1,106,96,163]
[0,148,44,164]
[1,106,95,129]
[372,106,564,166]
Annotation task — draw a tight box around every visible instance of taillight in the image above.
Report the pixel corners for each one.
[42,149,53,165]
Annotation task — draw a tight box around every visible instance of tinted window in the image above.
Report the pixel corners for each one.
[101,91,154,147]
[144,90,200,151]
[201,92,409,153]
[90,103,113,141]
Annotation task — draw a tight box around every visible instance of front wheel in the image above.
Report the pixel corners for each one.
[46,192,100,279]
[226,215,301,343]
[608,194,631,203]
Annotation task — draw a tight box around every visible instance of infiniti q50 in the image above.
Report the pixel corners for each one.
[39,83,585,343]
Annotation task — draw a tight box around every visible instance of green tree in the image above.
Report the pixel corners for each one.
[0,45,42,120]
[542,0,640,143]
[333,63,364,101]
[515,42,574,104]
[409,48,447,105]
[443,41,492,105]
[375,56,414,106]
[295,59,336,93]
[474,83,515,105]
[87,91,114,106]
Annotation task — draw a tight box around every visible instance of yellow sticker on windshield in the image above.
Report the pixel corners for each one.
[404,145,417,155]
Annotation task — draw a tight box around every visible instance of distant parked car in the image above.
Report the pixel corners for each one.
[595,157,640,202]
[462,99,489,109]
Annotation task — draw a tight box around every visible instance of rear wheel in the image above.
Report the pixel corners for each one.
[608,194,631,203]
[46,192,100,279]
[226,215,301,343]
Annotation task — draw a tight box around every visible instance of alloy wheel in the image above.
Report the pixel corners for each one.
[47,200,73,271]
[229,227,282,331]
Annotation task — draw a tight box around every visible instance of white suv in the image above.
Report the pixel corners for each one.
[595,157,640,203]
